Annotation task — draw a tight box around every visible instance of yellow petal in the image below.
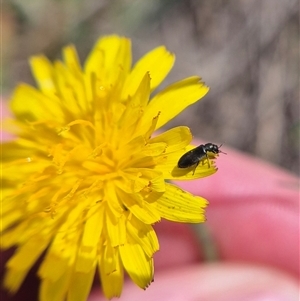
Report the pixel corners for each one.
[10,84,64,123]
[128,199,161,224]
[67,267,96,301]
[151,183,208,223]
[54,60,89,114]
[124,172,150,193]
[62,44,82,75]
[1,221,32,248]
[128,71,151,108]
[38,209,82,282]
[127,168,166,193]
[84,35,131,87]
[75,206,103,273]
[2,141,34,162]
[141,142,167,157]
[122,46,175,98]
[120,190,161,224]
[79,206,103,249]
[39,268,72,301]
[119,243,154,289]
[106,208,127,247]
[30,56,56,95]
[149,126,192,153]
[3,268,27,293]
[143,111,160,142]
[1,210,23,236]
[99,246,124,299]
[142,76,209,130]
[127,216,159,257]
[6,238,48,271]
[117,73,151,140]
[4,239,47,292]
[39,250,71,283]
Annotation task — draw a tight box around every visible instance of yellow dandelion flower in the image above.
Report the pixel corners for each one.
[1,35,218,300]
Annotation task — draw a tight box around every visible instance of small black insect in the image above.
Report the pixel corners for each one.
[178,143,225,174]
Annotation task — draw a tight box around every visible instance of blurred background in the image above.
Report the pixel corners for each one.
[2,0,299,175]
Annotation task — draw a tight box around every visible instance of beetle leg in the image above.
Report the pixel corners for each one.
[192,161,200,175]
[205,152,211,168]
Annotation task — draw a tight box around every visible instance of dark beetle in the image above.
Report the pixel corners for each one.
[178,143,224,173]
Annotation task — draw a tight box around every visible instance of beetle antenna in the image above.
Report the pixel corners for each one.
[218,144,227,155]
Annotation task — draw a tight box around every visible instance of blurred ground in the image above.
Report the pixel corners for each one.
[2,0,299,175]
